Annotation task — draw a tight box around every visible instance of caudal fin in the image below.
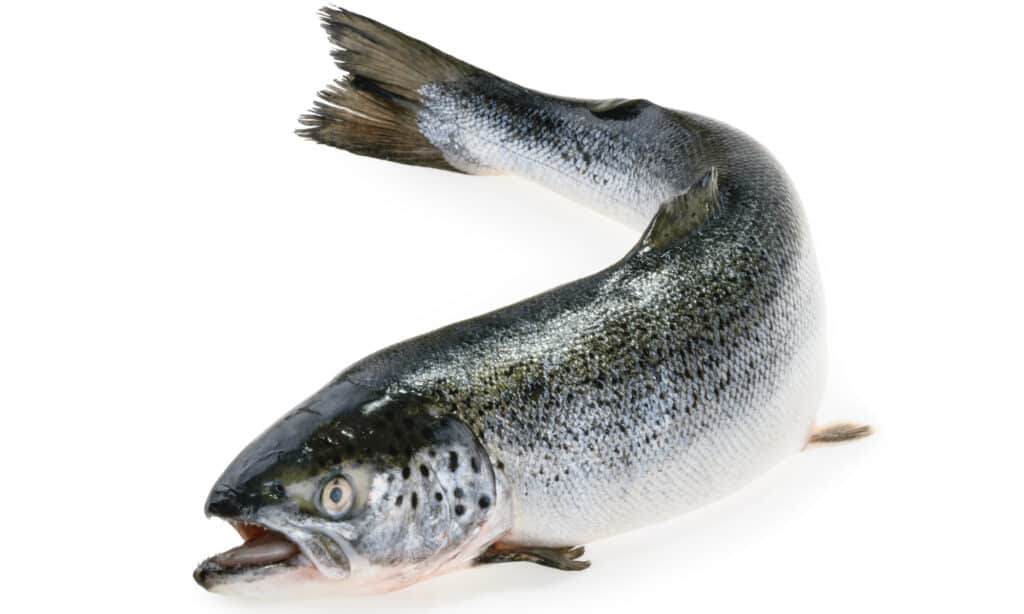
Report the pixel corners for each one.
[296,7,479,171]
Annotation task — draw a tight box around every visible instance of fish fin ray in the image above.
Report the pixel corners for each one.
[640,167,721,251]
[296,7,478,172]
[476,544,591,571]
[807,422,873,446]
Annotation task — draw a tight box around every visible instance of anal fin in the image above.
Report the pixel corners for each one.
[807,422,873,446]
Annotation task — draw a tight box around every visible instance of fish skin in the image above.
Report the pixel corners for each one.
[405,80,825,546]
[197,6,835,593]
[330,133,823,546]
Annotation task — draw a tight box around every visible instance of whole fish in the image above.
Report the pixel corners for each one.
[194,6,870,595]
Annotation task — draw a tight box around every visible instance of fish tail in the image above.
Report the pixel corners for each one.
[296,6,480,172]
[297,7,720,227]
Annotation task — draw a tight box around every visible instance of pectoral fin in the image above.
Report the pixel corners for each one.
[476,544,591,571]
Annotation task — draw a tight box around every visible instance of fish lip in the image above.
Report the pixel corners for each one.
[193,554,304,590]
[194,518,327,590]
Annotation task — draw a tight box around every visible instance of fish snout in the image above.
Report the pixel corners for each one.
[204,483,260,518]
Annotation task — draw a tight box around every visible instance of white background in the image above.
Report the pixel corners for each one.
[2,1,1022,612]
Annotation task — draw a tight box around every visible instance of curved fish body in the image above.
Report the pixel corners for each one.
[195,7,864,595]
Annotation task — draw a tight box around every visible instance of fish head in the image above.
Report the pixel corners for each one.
[194,379,506,595]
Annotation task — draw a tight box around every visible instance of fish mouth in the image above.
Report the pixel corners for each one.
[194,520,323,590]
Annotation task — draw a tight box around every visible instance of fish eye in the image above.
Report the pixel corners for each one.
[319,475,354,518]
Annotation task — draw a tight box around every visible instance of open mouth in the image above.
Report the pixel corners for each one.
[193,521,312,589]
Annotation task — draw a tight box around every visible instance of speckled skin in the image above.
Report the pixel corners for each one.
[335,81,826,546]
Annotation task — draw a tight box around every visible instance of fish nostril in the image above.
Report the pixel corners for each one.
[204,485,243,518]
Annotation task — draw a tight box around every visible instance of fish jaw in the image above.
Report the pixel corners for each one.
[196,500,376,594]
[193,520,329,594]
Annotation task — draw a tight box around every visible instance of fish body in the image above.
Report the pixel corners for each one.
[195,7,861,595]
[335,155,824,549]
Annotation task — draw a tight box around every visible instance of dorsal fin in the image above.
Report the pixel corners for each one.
[640,167,721,251]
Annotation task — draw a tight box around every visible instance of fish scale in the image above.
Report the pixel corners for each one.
[342,184,823,545]
[419,79,701,225]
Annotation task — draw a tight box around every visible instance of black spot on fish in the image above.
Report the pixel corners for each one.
[395,495,403,507]
[411,492,419,509]
[478,495,491,509]
[453,487,464,499]
[471,456,480,473]
[454,504,466,516]
[419,464,429,477]
[448,451,459,472]
[435,492,443,502]
[402,466,411,479]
